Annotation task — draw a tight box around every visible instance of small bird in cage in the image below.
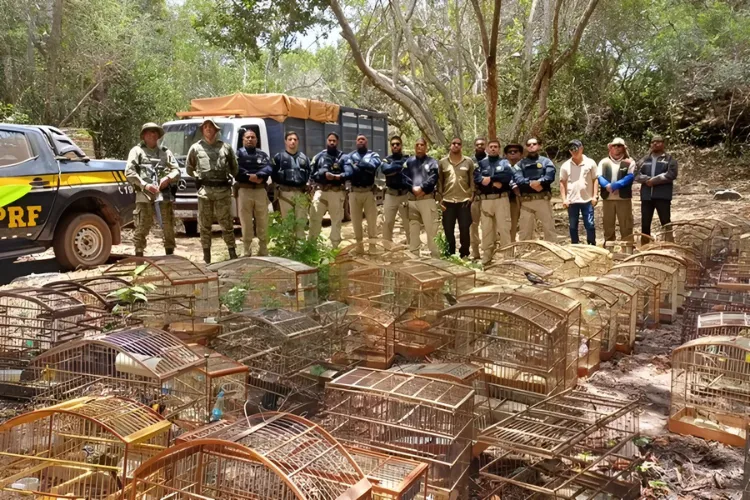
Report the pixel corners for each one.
[524,271,548,286]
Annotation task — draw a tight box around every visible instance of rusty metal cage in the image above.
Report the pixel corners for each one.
[0,396,170,499]
[130,437,371,500]
[212,309,331,409]
[696,312,750,339]
[484,259,561,285]
[345,446,429,500]
[102,256,220,327]
[430,293,576,407]
[186,344,249,419]
[611,261,679,323]
[498,241,591,279]
[682,289,750,343]
[25,327,209,428]
[478,389,641,500]
[210,256,318,312]
[669,336,750,447]
[324,367,475,499]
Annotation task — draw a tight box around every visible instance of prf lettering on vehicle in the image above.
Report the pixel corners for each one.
[0,205,43,227]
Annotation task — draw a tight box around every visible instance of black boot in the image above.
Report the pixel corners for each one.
[165,248,174,255]
[228,248,238,260]
[135,250,144,257]
[203,248,211,264]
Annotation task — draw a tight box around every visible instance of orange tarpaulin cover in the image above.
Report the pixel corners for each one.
[178,93,340,123]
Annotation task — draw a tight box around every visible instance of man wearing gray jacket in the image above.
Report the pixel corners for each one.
[635,135,678,244]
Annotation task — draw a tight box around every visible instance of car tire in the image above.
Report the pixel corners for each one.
[183,220,199,236]
[53,213,113,270]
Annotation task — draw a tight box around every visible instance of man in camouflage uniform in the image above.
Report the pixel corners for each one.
[125,122,180,257]
[186,118,239,263]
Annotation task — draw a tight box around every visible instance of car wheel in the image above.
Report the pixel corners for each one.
[183,220,199,236]
[53,213,113,270]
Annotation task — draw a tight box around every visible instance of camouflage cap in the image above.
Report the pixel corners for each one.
[200,118,221,131]
[140,122,164,139]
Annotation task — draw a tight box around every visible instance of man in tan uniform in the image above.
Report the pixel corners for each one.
[438,137,474,258]
[504,143,524,242]
[126,122,180,256]
[404,138,440,257]
[309,133,350,248]
[381,136,410,245]
[235,129,272,256]
[345,135,382,249]
[272,131,311,239]
[514,138,557,241]
[186,118,238,263]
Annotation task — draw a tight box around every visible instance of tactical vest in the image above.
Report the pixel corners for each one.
[193,141,233,182]
[315,150,345,185]
[237,148,270,184]
[518,157,553,193]
[600,159,632,200]
[476,158,513,195]
[134,145,177,202]
[275,151,310,187]
[349,151,378,187]
[383,155,407,190]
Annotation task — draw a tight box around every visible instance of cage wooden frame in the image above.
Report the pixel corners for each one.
[484,259,560,284]
[185,344,249,419]
[331,307,397,369]
[681,289,750,343]
[129,437,372,500]
[656,220,715,265]
[209,256,319,312]
[26,327,209,428]
[474,271,525,287]
[324,367,475,498]
[696,312,750,339]
[717,263,750,292]
[498,241,590,279]
[624,249,702,291]
[345,446,429,500]
[0,396,170,500]
[611,261,679,323]
[478,389,641,500]
[564,244,614,276]
[102,255,220,327]
[669,335,750,447]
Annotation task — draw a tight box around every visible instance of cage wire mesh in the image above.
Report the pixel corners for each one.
[0,396,170,499]
[210,256,318,312]
[696,312,750,339]
[478,389,641,500]
[25,327,209,429]
[497,241,591,280]
[331,306,397,369]
[102,255,220,328]
[484,259,561,285]
[624,249,703,290]
[656,220,715,266]
[185,344,249,419]
[344,446,429,500]
[669,336,750,447]
[323,367,475,499]
[681,290,750,343]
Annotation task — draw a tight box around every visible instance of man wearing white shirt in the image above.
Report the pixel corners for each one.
[560,139,598,245]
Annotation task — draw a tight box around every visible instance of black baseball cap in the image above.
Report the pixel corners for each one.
[504,143,523,154]
[568,139,583,151]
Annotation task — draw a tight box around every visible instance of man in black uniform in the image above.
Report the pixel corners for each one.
[403,138,440,257]
[514,137,557,241]
[470,137,487,260]
[272,131,311,239]
[309,132,351,248]
[236,129,272,256]
[381,135,410,245]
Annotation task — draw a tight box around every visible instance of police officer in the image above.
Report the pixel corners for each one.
[126,122,180,257]
[346,134,382,248]
[381,135,410,245]
[309,133,351,248]
[272,131,311,239]
[470,137,487,260]
[514,138,557,242]
[186,118,239,264]
[236,129,272,256]
[504,143,524,242]
[403,138,440,257]
[473,140,514,265]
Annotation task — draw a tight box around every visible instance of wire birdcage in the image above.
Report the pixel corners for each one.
[682,289,750,343]
[25,327,208,428]
[345,446,429,500]
[484,259,560,285]
[669,336,750,447]
[696,312,750,339]
[212,309,331,410]
[185,344,248,419]
[624,249,703,290]
[324,367,475,499]
[497,241,591,279]
[130,437,371,500]
[716,263,750,292]
[102,256,220,328]
[478,389,641,500]
[657,220,715,266]
[210,256,319,312]
[41,280,116,310]
[389,362,483,386]
[564,244,614,276]
[611,261,679,323]
[0,396,170,499]
[474,271,525,287]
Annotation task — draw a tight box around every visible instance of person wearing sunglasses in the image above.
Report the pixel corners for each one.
[438,138,475,259]
[560,139,598,245]
[597,138,635,243]
[403,138,440,257]
[514,138,557,241]
[503,143,524,242]
[469,137,487,260]
[381,136,410,245]
[635,135,678,244]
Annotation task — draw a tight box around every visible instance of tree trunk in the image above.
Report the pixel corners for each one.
[469,0,501,139]
[45,0,63,123]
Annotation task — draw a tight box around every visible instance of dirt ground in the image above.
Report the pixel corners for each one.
[4,147,750,498]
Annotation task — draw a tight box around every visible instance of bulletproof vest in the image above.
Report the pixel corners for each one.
[349,150,377,187]
[136,145,175,201]
[518,156,553,193]
[384,154,407,190]
[237,147,269,183]
[600,159,632,200]
[315,150,345,185]
[477,157,512,195]
[194,141,232,181]
[276,151,310,187]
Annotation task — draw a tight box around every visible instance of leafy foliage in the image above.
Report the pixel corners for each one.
[220,286,248,313]
[434,229,482,270]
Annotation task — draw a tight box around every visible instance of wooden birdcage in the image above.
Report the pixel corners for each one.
[484,259,560,285]
[345,446,429,500]
[563,277,639,360]
[210,256,319,312]
[185,344,248,419]
[212,309,331,410]
[102,255,220,327]
[478,389,641,500]
[611,261,679,323]
[0,396,170,499]
[498,241,592,279]
[474,270,526,287]
[696,312,750,339]
[0,287,132,397]
[389,362,483,386]
[624,249,703,290]
[564,244,614,275]
[25,327,209,428]
[669,336,750,447]
[701,218,742,264]
[330,307,396,369]
[130,438,371,500]
[324,367,475,499]
[42,280,118,310]
[716,263,750,292]
[682,290,750,343]
[657,220,715,265]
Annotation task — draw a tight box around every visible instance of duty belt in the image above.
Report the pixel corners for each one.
[201,179,231,188]
[351,186,375,193]
[407,193,435,201]
[386,188,409,197]
[477,193,508,200]
[237,182,266,189]
[521,192,551,202]
[316,184,344,192]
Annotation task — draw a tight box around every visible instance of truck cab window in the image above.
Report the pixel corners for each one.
[0,131,33,167]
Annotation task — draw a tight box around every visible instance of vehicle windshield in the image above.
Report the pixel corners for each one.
[161,122,233,158]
